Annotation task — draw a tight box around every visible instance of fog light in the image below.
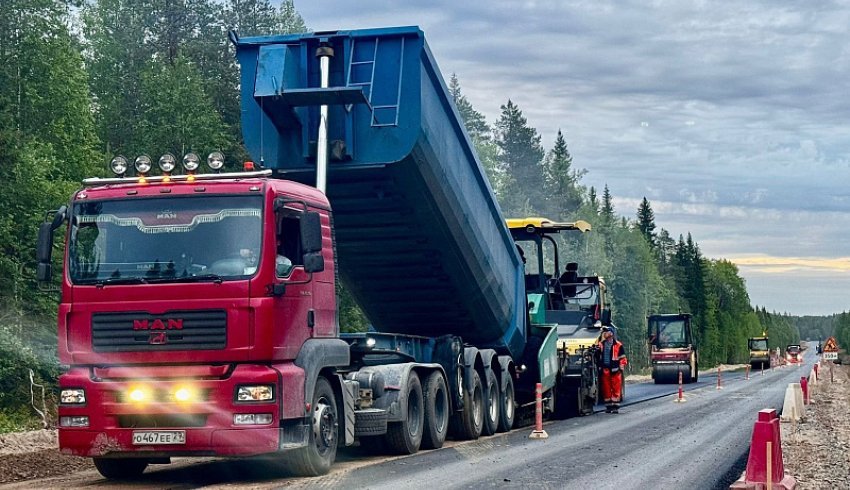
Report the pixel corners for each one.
[110,156,128,176]
[60,388,86,405]
[234,413,273,425]
[173,386,197,402]
[236,385,274,402]
[207,151,225,171]
[60,416,89,427]
[128,386,151,403]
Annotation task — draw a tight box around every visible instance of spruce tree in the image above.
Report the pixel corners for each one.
[637,197,657,248]
[449,73,490,141]
[494,99,546,215]
[544,129,585,217]
[600,185,615,227]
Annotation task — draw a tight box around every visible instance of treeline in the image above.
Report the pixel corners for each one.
[0,0,305,429]
[448,75,799,368]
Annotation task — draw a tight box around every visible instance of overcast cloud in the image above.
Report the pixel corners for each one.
[293,1,850,315]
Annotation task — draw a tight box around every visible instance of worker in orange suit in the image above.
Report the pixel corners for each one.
[597,325,627,413]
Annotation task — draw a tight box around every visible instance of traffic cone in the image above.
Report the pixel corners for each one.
[730,409,797,489]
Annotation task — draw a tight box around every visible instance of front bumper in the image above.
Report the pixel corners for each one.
[58,364,301,458]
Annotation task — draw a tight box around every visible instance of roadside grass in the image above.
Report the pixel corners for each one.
[0,322,59,432]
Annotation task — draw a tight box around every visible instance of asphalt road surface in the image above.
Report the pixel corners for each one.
[4,360,815,490]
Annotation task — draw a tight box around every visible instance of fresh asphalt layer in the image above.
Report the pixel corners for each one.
[8,360,815,489]
[294,359,815,490]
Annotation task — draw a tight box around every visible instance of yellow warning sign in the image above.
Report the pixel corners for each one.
[824,336,838,352]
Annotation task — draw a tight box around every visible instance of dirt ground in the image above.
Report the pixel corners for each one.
[0,430,93,484]
[780,362,850,489]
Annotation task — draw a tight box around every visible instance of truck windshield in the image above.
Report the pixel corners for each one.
[69,195,263,284]
[749,339,768,351]
[652,319,688,347]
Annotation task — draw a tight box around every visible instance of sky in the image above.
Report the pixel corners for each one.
[293,1,850,316]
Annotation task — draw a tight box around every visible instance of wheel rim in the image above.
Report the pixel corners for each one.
[504,383,514,420]
[313,396,336,456]
[408,386,422,437]
[472,384,483,427]
[488,385,498,422]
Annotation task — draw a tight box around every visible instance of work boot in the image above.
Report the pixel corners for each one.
[611,404,620,414]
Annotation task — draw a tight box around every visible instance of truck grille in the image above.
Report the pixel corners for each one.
[92,310,226,352]
[118,414,207,428]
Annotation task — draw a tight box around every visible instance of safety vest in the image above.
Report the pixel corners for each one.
[598,339,627,369]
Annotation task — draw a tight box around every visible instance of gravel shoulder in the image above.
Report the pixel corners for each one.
[780,362,850,489]
[0,430,94,484]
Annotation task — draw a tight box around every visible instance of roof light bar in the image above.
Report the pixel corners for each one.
[82,169,272,186]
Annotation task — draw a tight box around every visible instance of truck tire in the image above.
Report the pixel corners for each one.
[93,458,148,480]
[285,376,338,476]
[481,369,500,436]
[454,370,484,440]
[421,371,449,449]
[386,371,424,454]
[354,408,388,437]
[497,374,515,432]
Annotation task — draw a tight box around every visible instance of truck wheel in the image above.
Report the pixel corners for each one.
[386,371,424,454]
[421,371,449,449]
[481,369,500,436]
[93,458,148,480]
[497,374,515,432]
[354,408,388,437]
[454,370,484,440]
[285,376,338,476]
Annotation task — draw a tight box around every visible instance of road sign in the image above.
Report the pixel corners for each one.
[824,336,838,352]
[823,352,838,361]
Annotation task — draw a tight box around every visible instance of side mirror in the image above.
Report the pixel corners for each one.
[36,206,67,283]
[300,212,323,253]
[36,222,54,264]
[303,251,324,273]
[600,309,612,325]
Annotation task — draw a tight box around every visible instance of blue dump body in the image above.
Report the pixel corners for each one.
[235,26,526,359]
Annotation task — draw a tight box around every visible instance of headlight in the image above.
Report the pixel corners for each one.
[182,152,200,172]
[159,153,177,173]
[60,416,89,427]
[134,155,152,174]
[110,156,128,176]
[236,385,274,402]
[60,388,86,405]
[207,151,225,171]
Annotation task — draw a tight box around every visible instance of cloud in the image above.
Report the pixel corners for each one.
[731,255,850,273]
[292,1,850,314]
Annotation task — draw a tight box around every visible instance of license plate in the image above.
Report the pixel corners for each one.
[132,430,186,445]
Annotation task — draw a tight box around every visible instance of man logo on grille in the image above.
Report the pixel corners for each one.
[149,331,167,345]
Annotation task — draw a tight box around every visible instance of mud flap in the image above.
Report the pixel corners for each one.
[341,378,357,446]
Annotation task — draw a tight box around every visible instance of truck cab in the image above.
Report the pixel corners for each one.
[785,344,802,364]
[748,336,770,369]
[647,314,698,383]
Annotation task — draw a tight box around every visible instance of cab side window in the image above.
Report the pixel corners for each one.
[276,212,302,277]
